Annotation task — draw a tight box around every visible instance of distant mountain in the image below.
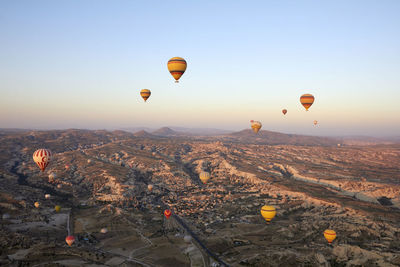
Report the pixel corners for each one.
[133,130,155,138]
[152,127,181,136]
[338,136,395,145]
[168,126,232,136]
[224,129,339,146]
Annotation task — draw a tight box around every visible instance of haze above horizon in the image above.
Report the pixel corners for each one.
[1,0,399,137]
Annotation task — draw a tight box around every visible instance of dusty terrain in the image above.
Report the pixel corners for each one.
[0,129,399,266]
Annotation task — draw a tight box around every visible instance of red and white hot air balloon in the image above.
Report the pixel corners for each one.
[33,149,52,172]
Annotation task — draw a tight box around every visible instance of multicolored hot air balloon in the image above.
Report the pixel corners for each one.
[314,120,318,126]
[164,209,172,219]
[300,94,315,111]
[324,229,336,244]
[55,205,61,212]
[199,171,211,184]
[250,120,262,133]
[261,205,276,223]
[282,109,287,115]
[34,202,40,208]
[33,149,52,172]
[66,235,75,246]
[140,89,151,102]
[167,57,187,83]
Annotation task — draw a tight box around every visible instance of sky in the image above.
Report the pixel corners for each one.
[0,0,399,137]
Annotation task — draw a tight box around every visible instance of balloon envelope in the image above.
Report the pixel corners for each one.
[100,228,108,234]
[34,202,40,208]
[282,109,287,115]
[140,89,151,102]
[167,57,187,82]
[147,184,154,191]
[300,94,315,111]
[55,205,61,212]
[260,205,276,222]
[45,194,51,199]
[314,120,318,125]
[66,235,75,246]
[199,171,211,184]
[251,121,262,133]
[33,149,52,172]
[324,229,337,243]
[164,209,172,219]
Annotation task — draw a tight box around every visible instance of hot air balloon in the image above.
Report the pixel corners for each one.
[57,184,62,189]
[300,94,315,111]
[100,228,108,234]
[87,159,92,164]
[48,172,56,183]
[337,143,341,147]
[147,184,154,192]
[250,120,262,133]
[199,171,211,184]
[324,229,336,244]
[167,57,187,83]
[140,89,151,102]
[260,205,276,223]
[164,209,172,219]
[45,194,51,199]
[65,235,75,246]
[65,164,70,170]
[34,202,40,208]
[55,205,61,212]
[282,109,287,115]
[33,149,52,172]
[184,235,192,243]
[314,120,318,126]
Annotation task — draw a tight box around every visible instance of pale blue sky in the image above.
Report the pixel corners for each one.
[0,0,399,136]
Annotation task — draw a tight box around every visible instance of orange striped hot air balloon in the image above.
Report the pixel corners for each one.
[324,229,337,244]
[261,205,276,223]
[140,89,151,102]
[65,235,75,246]
[300,94,315,111]
[167,57,187,83]
[282,109,287,115]
[33,149,52,172]
[164,209,172,219]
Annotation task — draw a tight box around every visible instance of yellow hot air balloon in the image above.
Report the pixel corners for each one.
[167,57,187,83]
[55,205,61,212]
[324,229,337,244]
[261,205,276,222]
[199,171,211,184]
[140,89,151,102]
[250,120,262,133]
[300,94,315,111]
[34,202,40,208]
